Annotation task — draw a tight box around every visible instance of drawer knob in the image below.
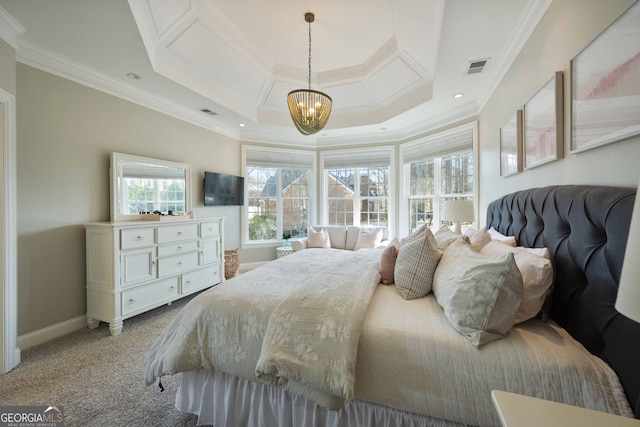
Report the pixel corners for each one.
[170,286,175,290]
[177,246,182,250]
[177,231,183,235]
[128,298,135,303]
[177,261,183,265]
[136,235,144,240]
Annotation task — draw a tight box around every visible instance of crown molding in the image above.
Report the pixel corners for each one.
[0,6,25,50]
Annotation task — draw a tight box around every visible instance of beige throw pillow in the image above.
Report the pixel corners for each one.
[394,230,442,299]
[354,227,384,250]
[400,223,429,244]
[433,240,524,347]
[307,226,331,248]
[463,227,492,251]
[480,240,554,324]
[379,238,400,285]
[434,225,469,250]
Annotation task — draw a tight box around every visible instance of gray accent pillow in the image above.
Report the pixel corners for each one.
[433,240,524,347]
[394,229,442,300]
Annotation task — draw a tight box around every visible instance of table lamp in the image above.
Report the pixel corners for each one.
[615,178,640,323]
[442,200,474,234]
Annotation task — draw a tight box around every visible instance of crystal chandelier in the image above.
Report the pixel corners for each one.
[287,12,332,135]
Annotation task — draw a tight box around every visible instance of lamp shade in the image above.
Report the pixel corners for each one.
[615,179,640,323]
[442,200,474,234]
[442,200,475,222]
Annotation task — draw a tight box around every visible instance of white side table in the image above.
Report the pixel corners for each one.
[276,246,295,259]
[491,390,640,427]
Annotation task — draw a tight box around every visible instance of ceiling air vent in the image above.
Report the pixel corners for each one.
[467,59,489,75]
[198,108,218,116]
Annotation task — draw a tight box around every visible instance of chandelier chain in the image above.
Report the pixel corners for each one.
[308,19,312,90]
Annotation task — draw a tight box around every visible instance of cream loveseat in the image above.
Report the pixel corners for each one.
[291,225,390,252]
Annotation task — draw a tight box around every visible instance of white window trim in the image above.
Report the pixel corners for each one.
[242,145,316,248]
[319,146,395,235]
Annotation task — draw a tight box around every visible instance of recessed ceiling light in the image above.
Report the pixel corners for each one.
[126,73,141,80]
[239,123,246,127]
[453,93,464,99]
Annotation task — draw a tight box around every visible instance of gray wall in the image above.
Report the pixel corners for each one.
[478,0,640,223]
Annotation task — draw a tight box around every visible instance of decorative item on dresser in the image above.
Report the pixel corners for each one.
[276,246,295,259]
[84,217,225,336]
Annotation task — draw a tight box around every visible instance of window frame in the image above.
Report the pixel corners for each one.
[320,146,395,233]
[399,122,478,237]
[242,145,316,248]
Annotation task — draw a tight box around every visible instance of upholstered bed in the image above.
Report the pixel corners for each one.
[144,185,638,426]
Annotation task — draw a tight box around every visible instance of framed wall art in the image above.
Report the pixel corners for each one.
[570,1,640,153]
[500,110,522,177]
[524,71,564,169]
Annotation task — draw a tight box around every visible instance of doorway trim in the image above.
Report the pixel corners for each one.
[1,88,19,373]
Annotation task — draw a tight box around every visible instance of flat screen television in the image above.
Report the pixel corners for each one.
[204,171,244,206]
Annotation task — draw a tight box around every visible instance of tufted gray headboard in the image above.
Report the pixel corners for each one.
[486,185,639,418]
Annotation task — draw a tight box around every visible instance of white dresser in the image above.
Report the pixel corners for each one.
[84,217,225,335]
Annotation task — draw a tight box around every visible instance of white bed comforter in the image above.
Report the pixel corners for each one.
[144,248,381,409]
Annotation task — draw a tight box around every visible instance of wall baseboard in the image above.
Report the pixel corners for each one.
[17,315,86,351]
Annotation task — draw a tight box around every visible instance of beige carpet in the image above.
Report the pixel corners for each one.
[0,293,207,427]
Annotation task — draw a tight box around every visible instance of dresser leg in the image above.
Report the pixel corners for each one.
[86,317,100,329]
[109,321,123,336]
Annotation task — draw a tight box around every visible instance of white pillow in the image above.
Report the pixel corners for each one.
[519,246,551,259]
[307,226,331,248]
[433,240,523,347]
[480,240,554,324]
[488,227,517,247]
[394,230,442,300]
[354,227,383,250]
[434,225,469,250]
[463,227,492,251]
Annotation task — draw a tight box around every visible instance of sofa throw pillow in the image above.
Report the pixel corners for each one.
[433,240,524,347]
[307,226,331,248]
[480,240,554,324]
[394,230,442,299]
[379,239,400,285]
[354,227,384,250]
[488,227,517,247]
[434,225,469,251]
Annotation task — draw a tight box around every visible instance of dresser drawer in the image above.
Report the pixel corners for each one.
[157,240,199,257]
[157,252,199,277]
[121,276,179,316]
[200,221,221,238]
[120,227,155,249]
[157,224,198,243]
[182,264,221,294]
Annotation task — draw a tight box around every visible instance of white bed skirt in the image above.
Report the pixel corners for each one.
[176,370,471,427]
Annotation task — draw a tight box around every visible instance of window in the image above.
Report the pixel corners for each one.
[322,148,393,229]
[407,151,474,231]
[401,122,477,234]
[243,146,315,245]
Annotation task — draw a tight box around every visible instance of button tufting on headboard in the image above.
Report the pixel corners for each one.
[487,185,639,417]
